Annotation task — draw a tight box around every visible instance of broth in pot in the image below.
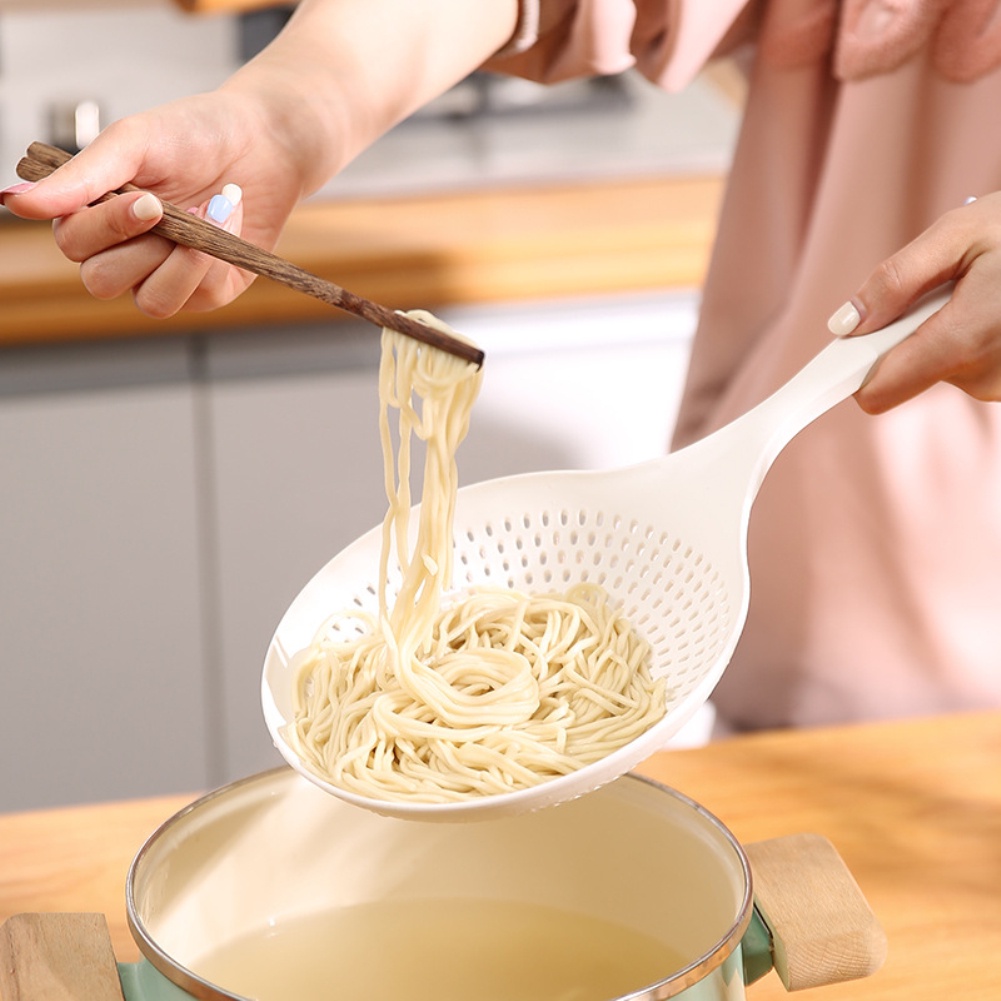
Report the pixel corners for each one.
[192,899,687,1001]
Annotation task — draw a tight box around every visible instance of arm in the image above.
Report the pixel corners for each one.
[0,0,520,317]
[235,0,523,192]
[827,194,1001,413]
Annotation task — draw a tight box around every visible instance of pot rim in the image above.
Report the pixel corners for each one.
[126,767,755,1001]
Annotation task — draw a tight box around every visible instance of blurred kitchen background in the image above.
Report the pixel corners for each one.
[0,0,741,810]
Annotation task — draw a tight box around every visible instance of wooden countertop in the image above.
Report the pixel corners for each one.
[0,174,723,348]
[1,710,998,999]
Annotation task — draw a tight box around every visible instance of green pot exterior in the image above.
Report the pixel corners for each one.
[741,908,775,986]
[118,960,204,1001]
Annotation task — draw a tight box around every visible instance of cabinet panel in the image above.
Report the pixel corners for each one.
[204,325,387,781]
[0,340,208,810]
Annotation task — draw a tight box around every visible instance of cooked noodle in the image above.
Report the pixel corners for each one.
[290,313,665,802]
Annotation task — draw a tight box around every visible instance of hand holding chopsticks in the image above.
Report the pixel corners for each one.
[15,142,483,368]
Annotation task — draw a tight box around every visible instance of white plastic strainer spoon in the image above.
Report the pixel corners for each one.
[262,288,950,821]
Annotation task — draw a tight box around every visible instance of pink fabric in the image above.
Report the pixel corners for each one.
[763,0,1001,81]
[488,0,753,90]
[493,1,1001,85]
[490,0,1001,730]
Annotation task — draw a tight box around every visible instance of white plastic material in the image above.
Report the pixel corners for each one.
[262,288,950,821]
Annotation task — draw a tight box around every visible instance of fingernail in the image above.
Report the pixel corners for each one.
[132,192,162,222]
[827,300,861,336]
[221,183,243,207]
[206,193,234,225]
[1,181,36,197]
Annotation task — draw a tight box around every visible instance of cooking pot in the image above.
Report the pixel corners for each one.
[3,768,885,1000]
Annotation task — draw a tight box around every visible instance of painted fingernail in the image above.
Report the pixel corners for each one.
[206,193,235,225]
[132,192,162,222]
[1,181,36,197]
[221,183,243,207]
[827,300,861,336]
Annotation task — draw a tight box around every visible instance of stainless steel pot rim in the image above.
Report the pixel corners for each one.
[125,769,278,1001]
[126,767,755,1001]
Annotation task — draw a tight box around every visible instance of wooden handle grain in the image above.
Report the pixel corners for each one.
[0,913,126,1000]
[16,142,484,368]
[745,833,888,991]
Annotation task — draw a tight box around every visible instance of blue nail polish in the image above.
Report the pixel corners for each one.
[206,194,234,225]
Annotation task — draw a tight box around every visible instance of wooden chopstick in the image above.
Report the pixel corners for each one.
[16,141,484,368]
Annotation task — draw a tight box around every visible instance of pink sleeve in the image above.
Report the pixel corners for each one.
[487,0,756,92]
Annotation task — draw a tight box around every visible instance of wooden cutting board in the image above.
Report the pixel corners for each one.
[0,913,124,1001]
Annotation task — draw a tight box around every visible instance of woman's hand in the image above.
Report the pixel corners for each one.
[828,193,1001,413]
[1,88,309,318]
[0,0,521,322]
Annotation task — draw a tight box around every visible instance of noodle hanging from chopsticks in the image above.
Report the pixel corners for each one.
[289,313,665,802]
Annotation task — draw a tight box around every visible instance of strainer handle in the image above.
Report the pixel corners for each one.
[717,285,951,499]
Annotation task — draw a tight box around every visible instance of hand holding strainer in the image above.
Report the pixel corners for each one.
[263,287,951,821]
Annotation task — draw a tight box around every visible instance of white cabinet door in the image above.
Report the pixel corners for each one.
[0,340,209,810]
[203,325,387,782]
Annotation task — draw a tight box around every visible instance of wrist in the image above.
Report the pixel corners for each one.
[219,49,349,199]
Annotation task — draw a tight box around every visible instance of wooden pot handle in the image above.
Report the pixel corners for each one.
[745,833,888,991]
[0,913,125,1000]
